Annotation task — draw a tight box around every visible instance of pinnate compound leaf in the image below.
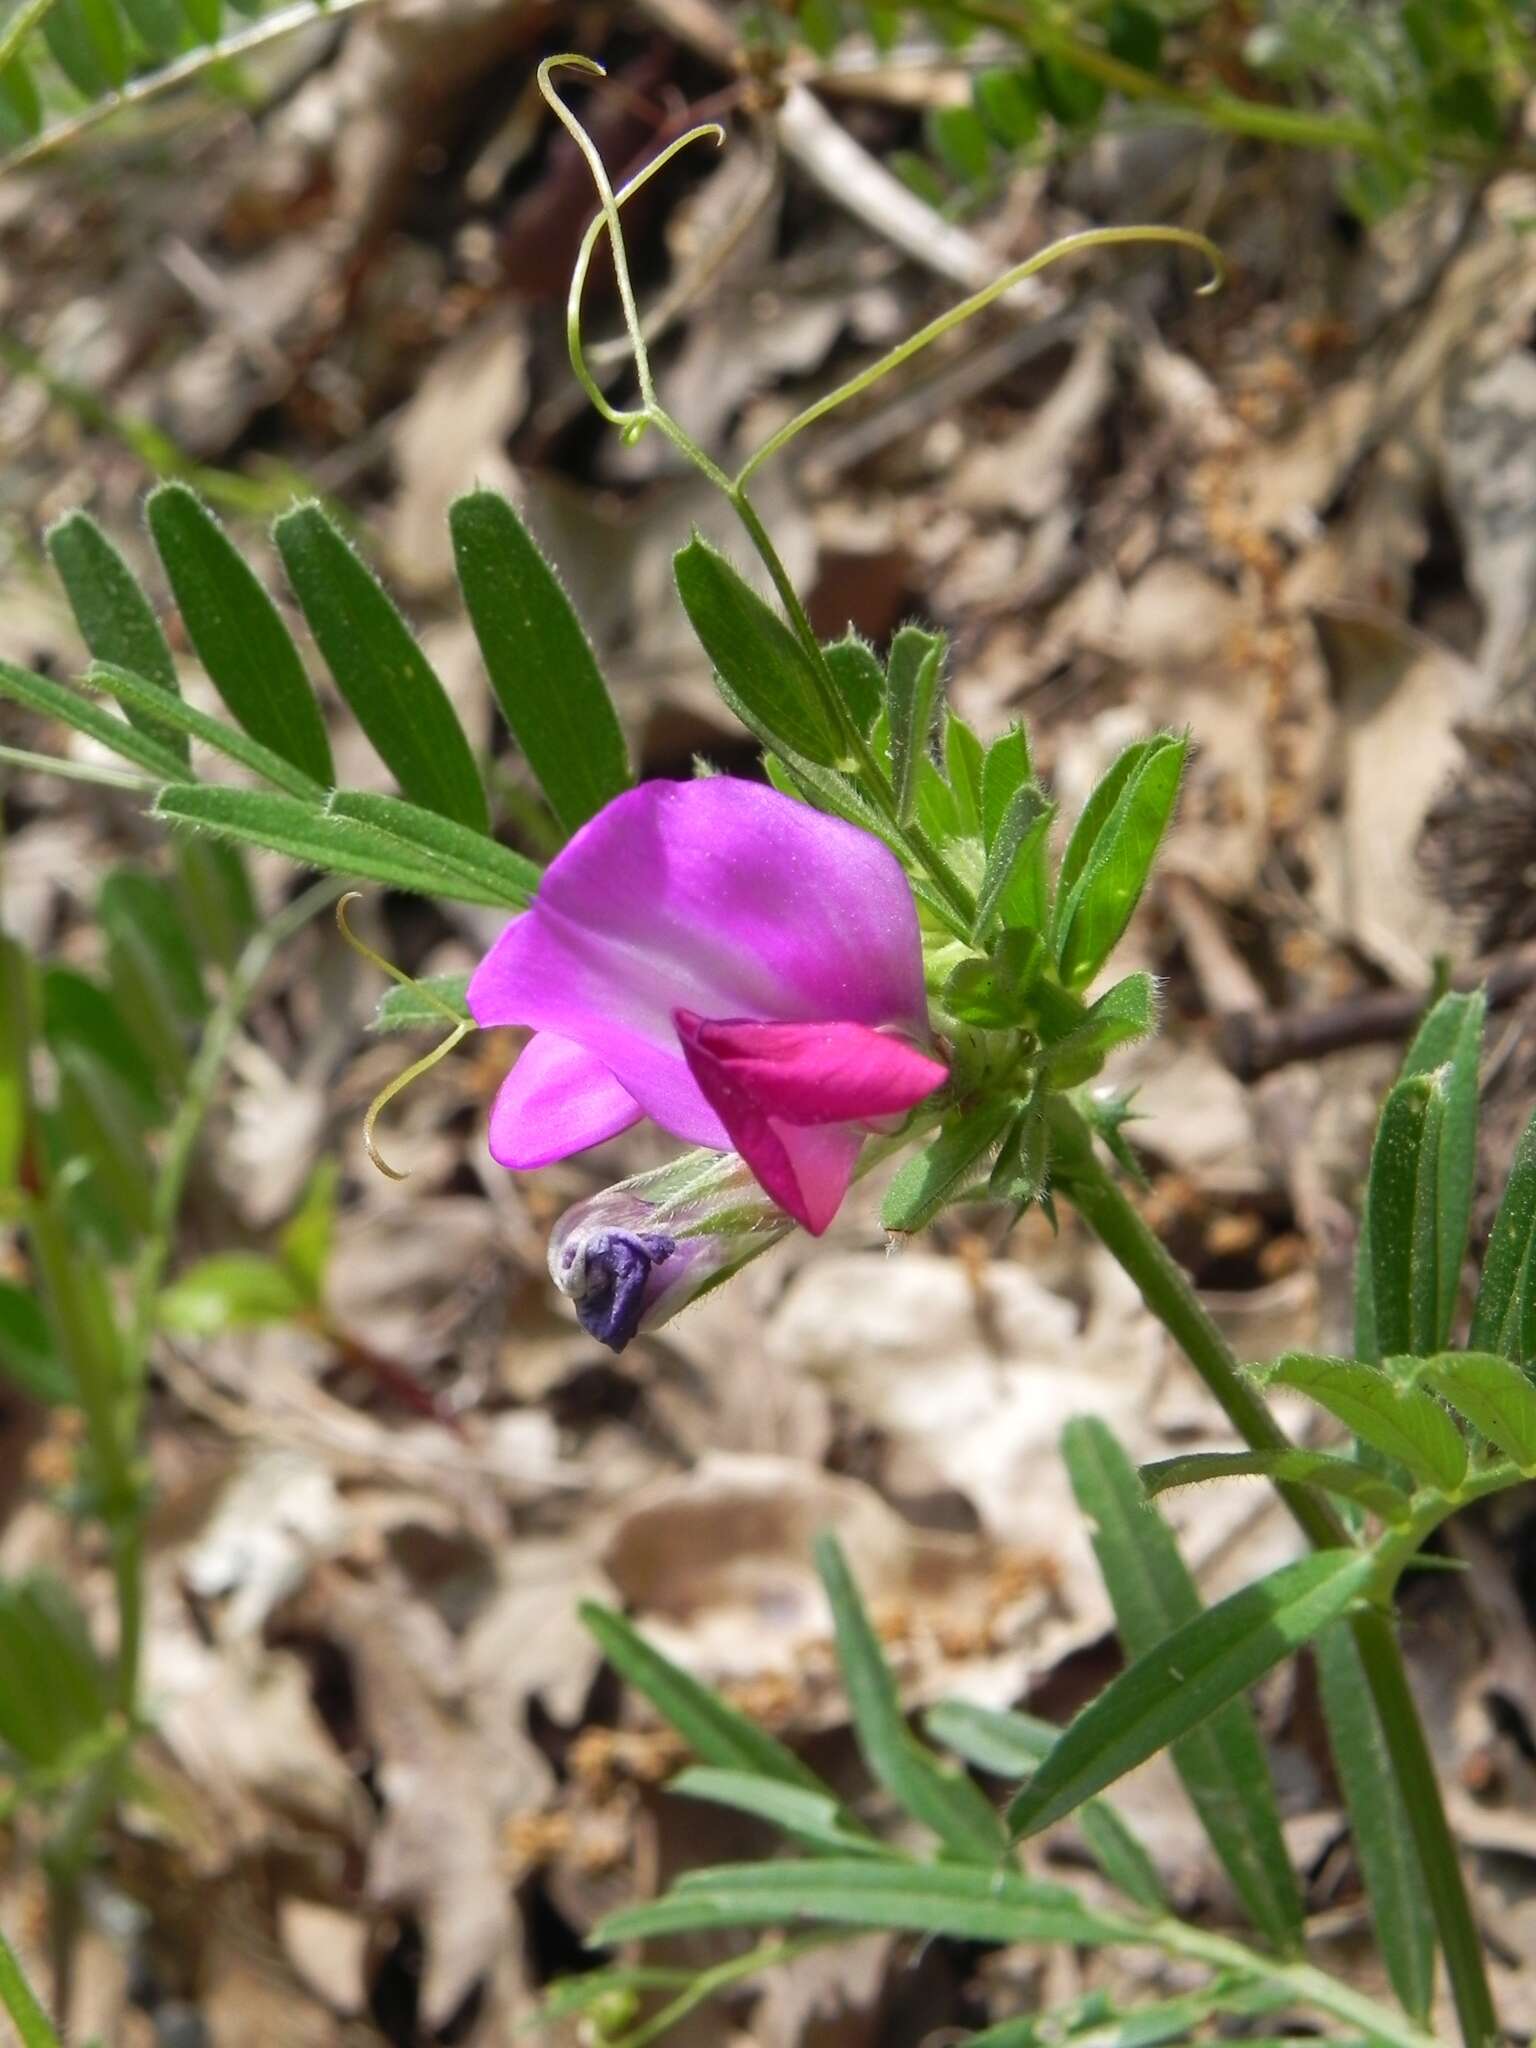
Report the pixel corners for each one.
[885,626,945,825]
[1471,1105,1536,1367]
[46,513,187,764]
[1417,1350,1536,1469]
[593,1859,1125,1950]
[674,536,842,768]
[153,787,516,906]
[1055,735,1187,990]
[1314,1621,1436,2022]
[816,1532,1005,1862]
[86,661,326,800]
[925,1700,1164,1909]
[670,1767,895,1859]
[1140,1449,1412,1524]
[1260,1353,1465,1493]
[580,1601,828,1793]
[1008,1547,1375,1839]
[881,1099,1017,1233]
[449,489,629,834]
[146,483,334,787]
[275,505,488,831]
[1062,1418,1304,1948]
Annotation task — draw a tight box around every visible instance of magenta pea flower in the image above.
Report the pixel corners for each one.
[467,778,948,1234]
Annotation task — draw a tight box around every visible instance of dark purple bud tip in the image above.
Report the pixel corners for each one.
[560,1229,677,1352]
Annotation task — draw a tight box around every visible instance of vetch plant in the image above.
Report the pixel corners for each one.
[0,48,1527,2048]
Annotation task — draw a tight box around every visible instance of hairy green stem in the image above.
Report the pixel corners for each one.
[1057,1114,1498,2048]
[1151,1915,1440,2048]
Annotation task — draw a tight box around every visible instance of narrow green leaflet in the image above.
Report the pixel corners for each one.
[279,1159,337,1303]
[274,505,488,831]
[325,792,537,907]
[0,1923,64,2048]
[0,658,187,785]
[1418,1350,1536,1469]
[823,632,883,735]
[0,1284,71,1405]
[594,1859,1125,1950]
[54,1045,155,1253]
[0,936,31,1190]
[945,714,984,835]
[369,974,472,1034]
[579,1602,828,1793]
[449,489,629,834]
[1008,1548,1376,1838]
[673,536,841,768]
[146,483,334,787]
[43,970,163,1130]
[670,1767,896,1859]
[980,724,1033,843]
[46,513,187,765]
[925,1701,1165,1909]
[1055,736,1187,990]
[1139,1449,1412,1524]
[1052,739,1150,919]
[0,60,42,148]
[1063,1418,1304,1949]
[1043,972,1157,1089]
[885,626,945,825]
[153,787,515,906]
[1315,1621,1437,2022]
[1410,991,1484,1349]
[881,1099,1017,1233]
[85,662,327,801]
[172,836,256,971]
[815,1533,1005,1862]
[159,1253,308,1336]
[1365,1068,1449,1362]
[1259,1354,1465,1494]
[973,783,1055,941]
[42,0,128,96]
[97,869,204,1091]
[1470,1106,1536,1367]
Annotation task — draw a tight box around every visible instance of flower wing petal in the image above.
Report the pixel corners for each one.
[487,1032,643,1169]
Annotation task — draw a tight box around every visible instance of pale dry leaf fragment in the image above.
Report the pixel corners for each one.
[181,1449,347,1638]
[383,305,529,593]
[311,1567,542,2029]
[277,1898,371,2017]
[1312,603,1474,979]
[1442,345,1536,697]
[950,312,1117,523]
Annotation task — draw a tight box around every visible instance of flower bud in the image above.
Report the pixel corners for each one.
[547,1148,794,1352]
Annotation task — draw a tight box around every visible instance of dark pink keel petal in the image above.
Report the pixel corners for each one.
[673,1013,947,1125]
[488,1032,642,1170]
[675,1013,945,1234]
